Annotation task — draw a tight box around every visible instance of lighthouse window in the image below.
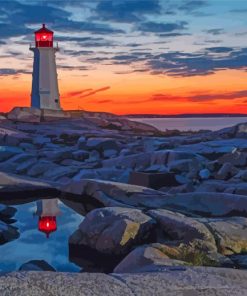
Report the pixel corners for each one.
[55,99,58,103]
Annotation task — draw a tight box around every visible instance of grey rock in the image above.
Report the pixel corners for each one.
[215,162,238,180]
[69,207,155,255]
[205,217,247,255]
[7,107,41,123]
[114,244,188,273]
[72,150,89,161]
[147,209,216,250]
[199,168,211,180]
[0,146,23,162]
[62,179,171,208]
[158,192,247,217]
[0,172,59,199]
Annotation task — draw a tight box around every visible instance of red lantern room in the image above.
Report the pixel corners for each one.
[38,216,57,238]
[35,24,53,48]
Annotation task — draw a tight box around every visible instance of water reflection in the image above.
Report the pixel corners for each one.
[0,198,83,272]
[35,199,61,238]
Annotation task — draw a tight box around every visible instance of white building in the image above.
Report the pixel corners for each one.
[30,24,61,110]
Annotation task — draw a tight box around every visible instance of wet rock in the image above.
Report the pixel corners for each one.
[229,254,247,269]
[19,260,56,271]
[69,207,155,256]
[0,221,19,244]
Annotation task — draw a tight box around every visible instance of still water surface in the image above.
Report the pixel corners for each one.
[130,117,247,131]
[0,199,83,272]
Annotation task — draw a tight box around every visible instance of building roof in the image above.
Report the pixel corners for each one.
[35,24,53,34]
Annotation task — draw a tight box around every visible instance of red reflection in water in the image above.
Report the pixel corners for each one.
[38,216,57,238]
[35,199,61,238]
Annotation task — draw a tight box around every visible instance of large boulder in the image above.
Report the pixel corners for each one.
[205,217,247,255]
[114,244,188,273]
[147,209,216,250]
[69,207,155,256]
[113,242,232,273]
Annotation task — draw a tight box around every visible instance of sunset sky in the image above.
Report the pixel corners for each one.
[0,0,247,114]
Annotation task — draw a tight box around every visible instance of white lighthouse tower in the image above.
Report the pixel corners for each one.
[30,24,61,110]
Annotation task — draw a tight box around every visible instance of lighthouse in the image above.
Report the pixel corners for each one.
[30,24,61,110]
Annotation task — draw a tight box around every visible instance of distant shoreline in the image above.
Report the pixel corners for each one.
[124,113,247,118]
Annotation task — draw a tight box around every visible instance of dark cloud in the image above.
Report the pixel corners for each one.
[0,0,123,41]
[94,0,161,22]
[66,87,111,99]
[57,65,92,71]
[205,28,224,35]
[159,32,191,37]
[66,89,93,97]
[179,0,208,14]
[151,89,247,102]
[205,47,233,53]
[0,68,31,76]
[63,50,94,57]
[146,47,247,77]
[137,21,188,33]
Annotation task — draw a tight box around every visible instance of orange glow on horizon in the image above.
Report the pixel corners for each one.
[0,68,247,115]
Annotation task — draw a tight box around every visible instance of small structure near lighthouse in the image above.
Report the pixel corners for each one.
[30,24,61,110]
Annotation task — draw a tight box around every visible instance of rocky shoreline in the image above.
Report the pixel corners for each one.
[0,107,247,295]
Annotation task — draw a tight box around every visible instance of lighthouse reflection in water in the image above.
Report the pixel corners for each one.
[35,199,61,238]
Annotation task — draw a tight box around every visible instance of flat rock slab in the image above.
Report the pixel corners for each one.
[160,192,247,217]
[0,172,59,201]
[0,269,247,296]
[62,179,172,209]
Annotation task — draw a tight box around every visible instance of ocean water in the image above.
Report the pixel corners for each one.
[129,117,247,132]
